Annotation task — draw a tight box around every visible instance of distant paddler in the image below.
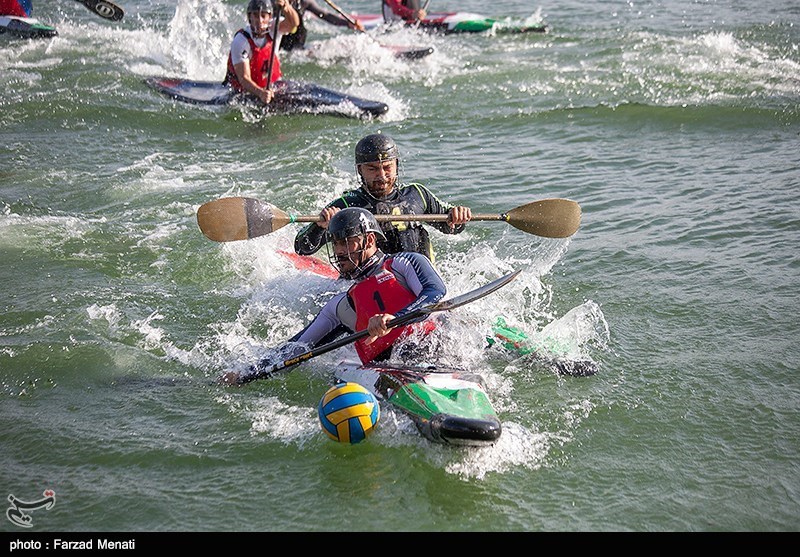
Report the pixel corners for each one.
[224,0,300,105]
[280,0,365,52]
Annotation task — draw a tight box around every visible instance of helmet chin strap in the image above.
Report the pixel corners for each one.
[346,252,382,280]
[328,237,382,280]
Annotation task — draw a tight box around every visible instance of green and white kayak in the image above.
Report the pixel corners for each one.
[357,12,548,35]
[335,359,502,446]
[0,16,57,39]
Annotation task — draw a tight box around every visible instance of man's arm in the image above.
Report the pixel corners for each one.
[388,252,446,318]
[384,0,425,22]
[277,0,301,34]
[413,183,470,235]
[303,0,354,27]
[230,292,350,384]
[362,251,445,342]
[294,200,350,255]
[294,222,328,255]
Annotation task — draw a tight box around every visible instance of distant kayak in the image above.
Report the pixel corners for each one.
[356,11,548,35]
[144,77,389,119]
[0,16,57,39]
[299,40,434,61]
[1,2,122,40]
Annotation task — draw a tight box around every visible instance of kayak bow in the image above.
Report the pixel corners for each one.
[335,360,502,446]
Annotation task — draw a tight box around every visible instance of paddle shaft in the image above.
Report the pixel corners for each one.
[196,196,581,242]
[264,1,282,92]
[323,0,360,28]
[238,269,520,384]
[281,213,512,224]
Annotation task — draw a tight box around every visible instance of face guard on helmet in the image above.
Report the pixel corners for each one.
[247,0,273,36]
[325,208,386,279]
[354,133,400,200]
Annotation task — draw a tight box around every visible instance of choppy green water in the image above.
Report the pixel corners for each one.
[1,0,799,532]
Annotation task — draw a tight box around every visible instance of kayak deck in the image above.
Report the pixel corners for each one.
[335,360,502,446]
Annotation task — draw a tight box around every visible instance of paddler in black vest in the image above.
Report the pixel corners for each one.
[225,0,300,105]
[225,208,446,385]
[280,0,365,52]
[294,133,472,263]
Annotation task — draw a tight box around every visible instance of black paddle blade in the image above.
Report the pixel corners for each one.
[427,270,522,313]
[77,0,124,22]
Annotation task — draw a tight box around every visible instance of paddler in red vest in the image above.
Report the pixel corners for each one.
[382,0,426,24]
[225,207,446,385]
[225,0,300,105]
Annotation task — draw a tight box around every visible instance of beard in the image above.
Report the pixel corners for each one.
[364,178,396,199]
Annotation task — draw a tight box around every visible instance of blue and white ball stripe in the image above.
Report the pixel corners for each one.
[318,382,380,444]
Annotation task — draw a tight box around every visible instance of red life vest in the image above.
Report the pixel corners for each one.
[349,259,436,364]
[226,29,281,91]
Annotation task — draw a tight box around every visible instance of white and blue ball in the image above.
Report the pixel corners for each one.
[318,382,380,444]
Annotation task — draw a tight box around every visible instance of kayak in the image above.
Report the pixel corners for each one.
[276,249,339,279]
[144,77,389,118]
[356,12,548,35]
[335,359,502,446]
[488,316,599,377]
[0,16,57,39]
[1,2,122,40]
[301,41,434,61]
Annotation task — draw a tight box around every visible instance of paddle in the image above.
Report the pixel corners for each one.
[264,0,282,96]
[322,0,433,60]
[322,0,363,28]
[231,269,521,384]
[74,0,124,22]
[196,196,582,242]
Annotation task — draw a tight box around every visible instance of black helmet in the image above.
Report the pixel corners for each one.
[355,133,399,165]
[247,0,272,13]
[327,208,386,242]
